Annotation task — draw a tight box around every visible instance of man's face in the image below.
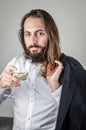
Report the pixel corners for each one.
[24,17,49,62]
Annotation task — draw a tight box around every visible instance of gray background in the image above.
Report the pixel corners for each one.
[0,0,86,117]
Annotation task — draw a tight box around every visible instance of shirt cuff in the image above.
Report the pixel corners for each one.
[52,85,62,104]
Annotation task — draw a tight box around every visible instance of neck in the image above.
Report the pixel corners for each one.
[33,61,47,66]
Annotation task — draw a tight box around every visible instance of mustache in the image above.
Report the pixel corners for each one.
[29,45,43,49]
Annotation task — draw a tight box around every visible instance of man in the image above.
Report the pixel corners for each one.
[0,9,86,130]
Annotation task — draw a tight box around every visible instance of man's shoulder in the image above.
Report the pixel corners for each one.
[61,53,84,69]
[61,53,86,81]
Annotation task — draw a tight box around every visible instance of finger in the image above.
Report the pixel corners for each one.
[2,80,20,87]
[6,65,17,73]
[1,71,20,86]
[10,80,21,87]
[3,65,20,82]
[54,60,64,71]
[2,70,17,82]
[46,64,54,76]
[2,74,21,86]
[7,74,20,85]
[55,60,63,68]
[52,60,64,76]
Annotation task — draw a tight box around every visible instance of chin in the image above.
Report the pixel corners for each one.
[26,46,47,62]
[31,50,41,55]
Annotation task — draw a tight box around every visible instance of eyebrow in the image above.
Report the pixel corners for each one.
[24,29,45,33]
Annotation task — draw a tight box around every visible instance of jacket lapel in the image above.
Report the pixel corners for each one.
[55,58,77,130]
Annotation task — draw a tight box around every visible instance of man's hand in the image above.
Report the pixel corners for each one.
[0,65,20,89]
[46,60,63,92]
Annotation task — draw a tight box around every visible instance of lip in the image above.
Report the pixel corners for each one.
[30,47,39,51]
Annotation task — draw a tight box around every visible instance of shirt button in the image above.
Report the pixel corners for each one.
[32,83,34,86]
[28,117,30,120]
[31,100,34,103]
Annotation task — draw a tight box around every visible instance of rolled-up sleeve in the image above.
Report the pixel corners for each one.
[52,85,62,105]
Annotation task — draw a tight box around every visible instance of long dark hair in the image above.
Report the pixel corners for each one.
[18,9,62,68]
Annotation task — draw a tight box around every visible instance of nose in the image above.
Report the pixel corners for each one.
[30,34,38,45]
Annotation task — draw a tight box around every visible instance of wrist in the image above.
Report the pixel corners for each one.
[50,82,61,92]
[0,77,4,89]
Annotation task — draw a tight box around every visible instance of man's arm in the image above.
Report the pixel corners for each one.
[46,60,63,92]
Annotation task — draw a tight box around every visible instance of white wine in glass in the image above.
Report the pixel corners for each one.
[13,54,31,80]
[13,72,28,80]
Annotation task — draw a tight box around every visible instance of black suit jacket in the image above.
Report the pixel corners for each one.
[55,54,86,130]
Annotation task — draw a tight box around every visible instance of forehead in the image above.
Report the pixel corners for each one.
[24,17,45,30]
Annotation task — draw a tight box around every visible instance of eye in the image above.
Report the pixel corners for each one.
[24,32,30,37]
[37,31,44,36]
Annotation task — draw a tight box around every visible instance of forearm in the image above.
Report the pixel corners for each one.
[50,81,61,92]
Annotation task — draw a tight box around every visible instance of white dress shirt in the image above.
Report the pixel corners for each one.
[0,54,62,130]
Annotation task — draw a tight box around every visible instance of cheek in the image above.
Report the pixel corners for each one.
[39,38,48,47]
[24,37,30,48]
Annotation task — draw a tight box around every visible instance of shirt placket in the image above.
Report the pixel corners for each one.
[25,67,37,130]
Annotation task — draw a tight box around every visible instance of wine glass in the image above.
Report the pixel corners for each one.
[4,53,32,99]
[13,54,31,80]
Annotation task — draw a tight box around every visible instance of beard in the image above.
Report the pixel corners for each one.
[25,44,48,63]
